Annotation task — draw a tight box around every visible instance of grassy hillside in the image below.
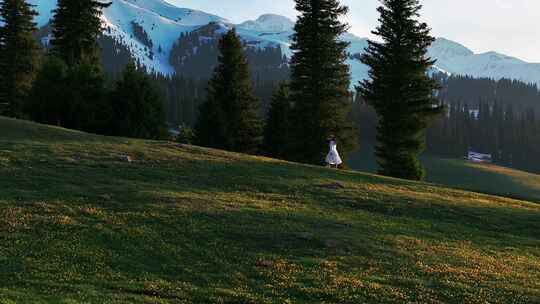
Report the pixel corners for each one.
[349,146,540,202]
[1,116,539,303]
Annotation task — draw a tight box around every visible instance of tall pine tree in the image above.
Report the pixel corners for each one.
[0,0,40,117]
[358,0,444,180]
[288,0,357,165]
[51,0,110,65]
[26,56,110,134]
[195,29,263,155]
[31,0,112,133]
[109,63,166,139]
[26,56,69,126]
[263,83,291,159]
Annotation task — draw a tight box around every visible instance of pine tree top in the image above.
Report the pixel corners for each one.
[51,0,112,65]
[0,0,38,33]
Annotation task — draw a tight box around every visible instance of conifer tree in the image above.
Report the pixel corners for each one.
[358,0,444,180]
[263,83,291,159]
[0,0,40,117]
[26,56,110,133]
[51,0,110,65]
[26,56,69,126]
[288,0,357,165]
[64,61,110,133]
[195,29,263,155]
[33,0,112,133]
[109,63,166,139]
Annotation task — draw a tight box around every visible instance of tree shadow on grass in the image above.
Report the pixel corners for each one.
[2,152,539,243]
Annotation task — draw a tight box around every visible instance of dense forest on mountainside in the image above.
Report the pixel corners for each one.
[353,78,540,174]
[34,22,288,128]
[427,74,540,173]
[434,73,540,112]
[130,21,153,50]
[99,35,135,76]
[169,23,289,81]
[32,22,540,174]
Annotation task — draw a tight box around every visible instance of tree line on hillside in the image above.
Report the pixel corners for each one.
[428,73,540,174]
[6,0,536,181]
[433,73,540,112]
[0,0,167,139]
[169,23,289,81]
[191,0,360,162]
[426,101,540,173]
[0,0,40,116]
[36,19,290,129]
[353,92,540,174]
[150,73,283,128]
[189,0,442,182]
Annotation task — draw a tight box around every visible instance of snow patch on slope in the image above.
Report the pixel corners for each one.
[101,0,230,74]
[29,0,228,75]
[120,0,226,26]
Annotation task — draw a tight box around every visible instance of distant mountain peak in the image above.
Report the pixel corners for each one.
[238,14,295,33]
[429,38,474,60]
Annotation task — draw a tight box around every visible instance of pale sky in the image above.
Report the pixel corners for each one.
[170,0,540,63]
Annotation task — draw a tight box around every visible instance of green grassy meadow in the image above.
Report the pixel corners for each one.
[349,145,540,203]
[1,116,540,303]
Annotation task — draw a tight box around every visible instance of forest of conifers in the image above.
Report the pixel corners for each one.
[36,23,540,174]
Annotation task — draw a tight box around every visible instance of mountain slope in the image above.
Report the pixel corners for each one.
[29,0,226,28]
[30,0,228,74]
[1,116,540,303]
[99,0,222,74]
[239,14,295,32]
[428,38,540,86]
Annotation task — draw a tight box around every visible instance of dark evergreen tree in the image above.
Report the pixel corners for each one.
[358,0,444,180]
[99,34,134,76]
[64,61,111,133]
[0,0,40,117]
[131,21,153,49]
[195,29,264,155]
[195,94,225,149]
[26,56,69,126]
[263,83,291,159]
[432,72,540,113]
[109,63,166,139]
[169,23,289,81]
[288,0,357,165]
[29,0,113,133]
[26,56,110,133]
[50,0,110,65]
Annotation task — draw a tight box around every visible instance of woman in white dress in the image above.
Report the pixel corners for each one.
[325,135,342,168]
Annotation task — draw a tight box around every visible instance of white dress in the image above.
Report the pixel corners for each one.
[326,140,343,165]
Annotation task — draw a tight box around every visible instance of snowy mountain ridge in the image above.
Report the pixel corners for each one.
[27,0,540,87]
[238,14,295,33]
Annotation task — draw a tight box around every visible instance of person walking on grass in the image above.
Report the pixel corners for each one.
[326,135,342,168]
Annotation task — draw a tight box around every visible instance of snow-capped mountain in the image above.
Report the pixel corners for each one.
[30,0,229,74]
[29,0,540,87]
[428,38,540,86]
[29,0,226,28]
[238,14,294,33]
